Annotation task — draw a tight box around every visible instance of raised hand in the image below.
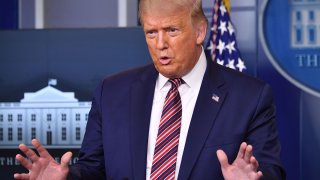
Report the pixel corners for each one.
[216,142,263,180]
[14,139,72,180]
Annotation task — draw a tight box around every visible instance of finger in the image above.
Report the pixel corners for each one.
[257,171,263,179]
[250,156,259,170]
[236,142,247,159]
[14,173,29,180]
[61,152,72,169]
[32,139,52,159]
[244,144,253,162]
[216,149,229,169]
[16,154,32,170]
[248,171,263,180]
[18,143,39,162]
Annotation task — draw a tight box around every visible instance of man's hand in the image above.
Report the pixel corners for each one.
[14,139,72,180]
[216,142,263,180]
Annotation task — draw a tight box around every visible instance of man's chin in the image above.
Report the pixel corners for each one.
[155,65,182,78]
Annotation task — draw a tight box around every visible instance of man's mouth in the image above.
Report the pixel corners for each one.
[159,56,171,65]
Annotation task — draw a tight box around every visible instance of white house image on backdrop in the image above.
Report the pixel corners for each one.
[291,0,320,48]
[0,80,91,148]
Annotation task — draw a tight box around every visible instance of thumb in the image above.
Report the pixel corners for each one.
[216,149,229,169]
[60,152,72,169]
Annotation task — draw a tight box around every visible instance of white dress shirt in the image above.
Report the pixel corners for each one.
[146,49,207,180]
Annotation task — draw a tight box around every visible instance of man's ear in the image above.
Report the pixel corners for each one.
[196,20,207,45]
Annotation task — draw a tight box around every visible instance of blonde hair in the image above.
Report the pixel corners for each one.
[139,0,208,26]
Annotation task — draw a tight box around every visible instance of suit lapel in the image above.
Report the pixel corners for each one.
[130,65,158,179]
[178,62,228,180]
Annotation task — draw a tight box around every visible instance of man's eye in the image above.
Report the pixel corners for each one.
[168,28,179,36]
[146,31,157,38]
[169,28,177,32]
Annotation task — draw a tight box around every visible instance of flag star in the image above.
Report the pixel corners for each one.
[217,58,224,65]
[205,1,246,73]
[226,41,236,54]
[220,4,227,16]
[228,22,235,35]
[226,59,236,69]
[216,40,226,55]
[236,58,246,72]
[218,21,227,35]
[207,40,214,55]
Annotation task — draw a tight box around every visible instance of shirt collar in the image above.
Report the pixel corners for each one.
[157,47,207,90]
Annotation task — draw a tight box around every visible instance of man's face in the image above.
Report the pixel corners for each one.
[142,7,205,78]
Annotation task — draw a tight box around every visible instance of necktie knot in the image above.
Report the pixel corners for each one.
[168,78,183,89]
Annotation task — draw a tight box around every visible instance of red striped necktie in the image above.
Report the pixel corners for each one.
[150,78,183,180]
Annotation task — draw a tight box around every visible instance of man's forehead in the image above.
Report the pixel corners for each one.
[142,10,189,29]
[143,17,179,28]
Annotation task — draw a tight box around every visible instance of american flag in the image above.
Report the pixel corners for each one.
[205,0,246,72]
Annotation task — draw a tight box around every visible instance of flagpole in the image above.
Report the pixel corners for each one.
[222,0,230,14]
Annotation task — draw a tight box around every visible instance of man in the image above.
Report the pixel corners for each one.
[14,0,285,179]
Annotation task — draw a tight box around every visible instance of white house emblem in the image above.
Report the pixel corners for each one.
[259,0,320,97]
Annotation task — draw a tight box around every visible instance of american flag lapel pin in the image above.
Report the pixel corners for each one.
[212,93,220,102]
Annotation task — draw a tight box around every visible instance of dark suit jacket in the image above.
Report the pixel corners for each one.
[68,61,285,180]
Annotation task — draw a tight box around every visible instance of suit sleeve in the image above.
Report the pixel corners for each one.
[68,81,106,180]
[247,84,286,180]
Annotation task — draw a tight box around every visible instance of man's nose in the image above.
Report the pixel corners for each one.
[156,32,168,50]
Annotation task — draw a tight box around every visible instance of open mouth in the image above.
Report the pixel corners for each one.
[159,56,171,65]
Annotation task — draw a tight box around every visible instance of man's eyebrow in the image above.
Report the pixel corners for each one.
[164,25,179,30]
[144,27,156,32]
